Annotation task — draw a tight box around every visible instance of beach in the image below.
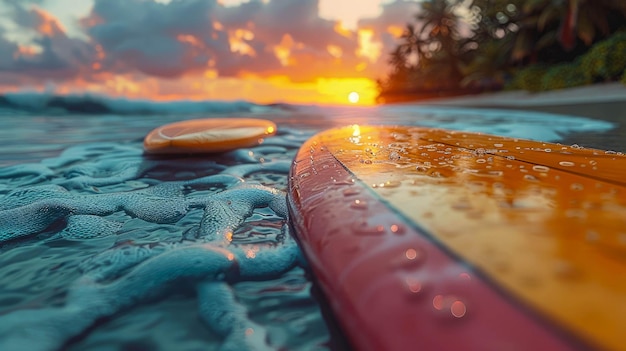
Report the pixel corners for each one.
[426,83,626,151]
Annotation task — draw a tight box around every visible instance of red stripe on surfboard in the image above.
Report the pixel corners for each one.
[288,141,583,351]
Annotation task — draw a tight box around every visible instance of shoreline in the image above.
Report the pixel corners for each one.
[414,82,626,107]
[417,83,626,152]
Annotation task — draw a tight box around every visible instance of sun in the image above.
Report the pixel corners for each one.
[348,91,360,104]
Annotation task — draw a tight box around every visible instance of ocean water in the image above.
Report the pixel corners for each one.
[0,94,617,351]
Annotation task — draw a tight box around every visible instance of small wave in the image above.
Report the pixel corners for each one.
[0,92,281,116]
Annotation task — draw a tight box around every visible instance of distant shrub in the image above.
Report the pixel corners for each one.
[580,32,626,81]
[508,32,626,92]
[506,65,549,92]
[540,62,591,91]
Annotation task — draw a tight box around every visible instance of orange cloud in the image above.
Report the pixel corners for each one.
[357,29,382,63]
[0,0,422,105]
[32,7,67,37]
[387,25,405,38]
[228,29,257,57]
[13,45,41,60]
[177,34,203,47]
[326,44,343,59]
[273,34,299,66]
[80,13,104,29]
[334,22,353,39]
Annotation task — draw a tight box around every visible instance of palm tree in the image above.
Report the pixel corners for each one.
[398,24,426,66]
[414,0,466,86]
[416,0,461,57]
[512,0,626,61]
[559,0,626,48]
[388,45,409,73]
[377,0,475,98]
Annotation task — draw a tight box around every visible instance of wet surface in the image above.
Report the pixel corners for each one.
[0,104,621,350]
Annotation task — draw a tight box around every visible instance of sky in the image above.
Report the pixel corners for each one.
[0,0,423,105]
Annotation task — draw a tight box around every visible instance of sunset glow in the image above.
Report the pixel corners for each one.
[357,29,383,63]
[0,0,422,105]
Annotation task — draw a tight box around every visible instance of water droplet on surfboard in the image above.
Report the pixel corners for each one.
[533,165,550,172]
[404,277,424,295]
[342,188,361,197]
[432,294,468,319]
[350,199,368,210]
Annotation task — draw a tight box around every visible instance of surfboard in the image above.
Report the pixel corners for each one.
[143,118,276,154]
[287,125,626,351]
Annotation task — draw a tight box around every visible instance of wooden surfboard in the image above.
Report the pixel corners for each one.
[287,125,626,351]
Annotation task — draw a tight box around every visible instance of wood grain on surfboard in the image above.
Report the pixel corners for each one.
[288,125,626,351]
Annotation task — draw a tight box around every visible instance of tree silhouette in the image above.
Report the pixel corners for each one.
[378,0,626,102]
[511,0,626,62]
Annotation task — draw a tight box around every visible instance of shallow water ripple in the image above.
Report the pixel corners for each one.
[0,130,328,351]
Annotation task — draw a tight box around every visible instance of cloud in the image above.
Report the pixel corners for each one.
[0,0,422,101]
[357,0,421,72]
[81,0,364,81]
[82,0,219,77]
[0,2,95,81]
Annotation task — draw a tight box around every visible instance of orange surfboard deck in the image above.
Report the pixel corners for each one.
[287,125,626,351]
[143,118,276,154]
